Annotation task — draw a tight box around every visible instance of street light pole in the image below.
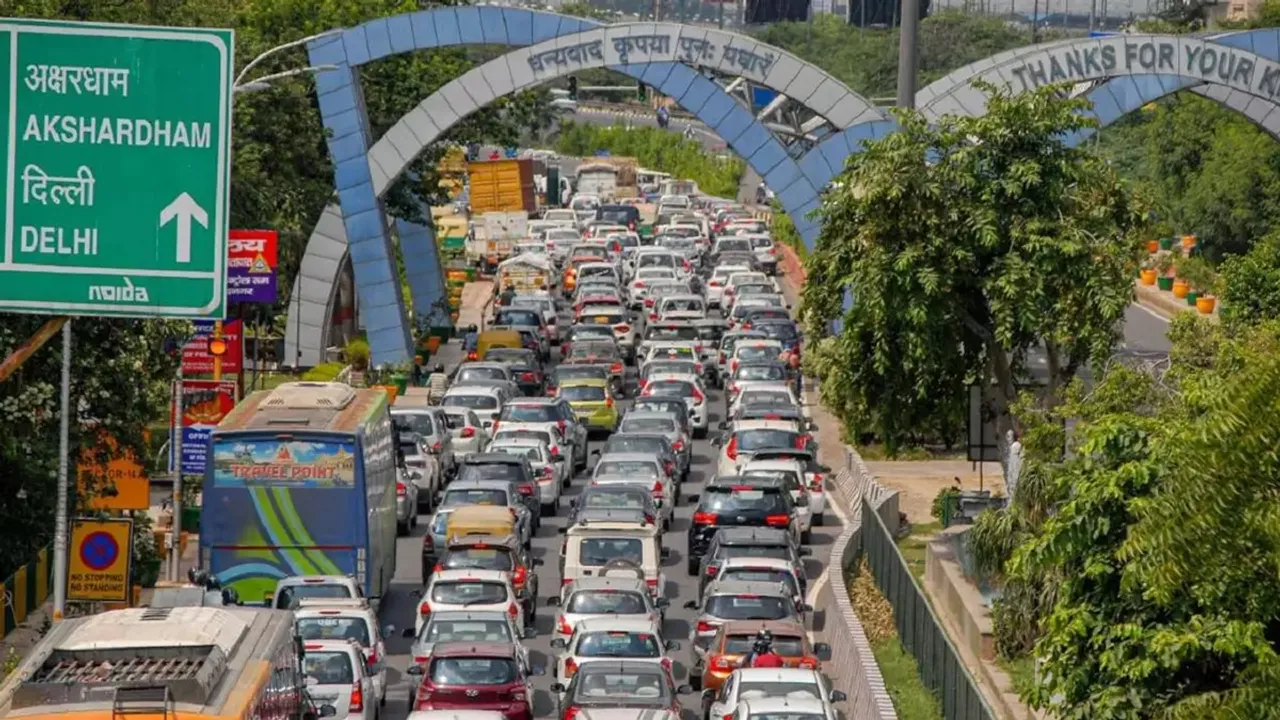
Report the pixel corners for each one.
[895,0,920,108]
[51,320,71,622]
[235,65,338,94]
[234,29,342,87]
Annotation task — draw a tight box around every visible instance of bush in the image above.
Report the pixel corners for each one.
[555,121,744,198]
[301,362,345,382]
[344,338,371,371]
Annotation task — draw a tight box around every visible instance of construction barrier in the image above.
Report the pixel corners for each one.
[1,546,52,641]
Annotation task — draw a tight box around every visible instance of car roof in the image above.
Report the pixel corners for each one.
[301,639,363,654]
[566,576,650,592]
[464,453,526,465]
[733,667,822,682]
[621,411,679,423]
[573,660,672,674]
[740,696,828,714]
[447,533,519,548]
[715,527,792,544]
[428,641,518,659]
[719,557,795,571]
[718,619,807,636]
[733,420,801,431]
[431,569,511,582]
[561,377,609,387]
[597,452,661,463]
[574,617,663,633]
[707,579,791,597]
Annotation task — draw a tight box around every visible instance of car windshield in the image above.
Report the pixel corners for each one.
[738,430,801,451]
[582,490,649,511]
[444,547,515,572]
[580,267,616,280]
[721,569,798,595]
[431,581,508,605]
[441,489,508,507]
[442,412,472,430]
[720,545,792,562]
[578,537,644,566]
[661,299,703,312]
[276,584,351,609]
[571,670,668,702]
[493,445,544,462]
[296,617,371,646]
[495,430,553,446]
[392,412,435,436]
[620,417,677,434]
[703,487,790,514]
[649,347,694,361]
[303,652,354,685]
[645,326,699,342]
[605,437,667,455]
[496,310,541,326]
[737,346,782,363]
[736,681,822,698]
[567,590,649,614]
[562,385,607,402]
[737,365,786,381]
[569,328,615,342]
[706,594,791,620]
[444,394,498,410]
[638,254,675,268]
[753,714,825,720]
[399,439,422,457]
[424,619,512,644]
[458,464,523,483]
[457,367,507,383]
[577,631,662,658]
[757,323,798,341]
[647,380,695,397]
[717,239,752,253]
[581,313,627,327]
[636,269,676,281]
[742,392,796,408]
[749,237,773,249]
[725,634,806,655]
[744,469,802,486]
[500,405,559,423]
[632,400,683,417]
[430,657,517,685]
[596,461,659,478]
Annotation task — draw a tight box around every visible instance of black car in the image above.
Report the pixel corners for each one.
[458,453,542,529]
[551,660,691,720]
[698,526,811,596]
[686,476,795,575]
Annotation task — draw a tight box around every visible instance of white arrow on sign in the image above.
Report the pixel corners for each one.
[159,192,209,264]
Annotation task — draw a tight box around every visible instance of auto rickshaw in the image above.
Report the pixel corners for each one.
[471,329,522,361]
[445,505,519,545]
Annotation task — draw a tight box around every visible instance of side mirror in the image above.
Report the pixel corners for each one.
[406,665,425,676]
[682,600,698,610]
[550,683,567,693]
[655,597,670,608]
[547,596,562,606]
[402,627,416,639]
[717,421,727,430]
[590,448,601,456]
[665,639,681,650]
[410,588,424,598]
[524,627,537,639]
[660,547,672,560]
[382,624,396,638]
[550,638,568,649]
[409,471,423,481]
[830,690,848,702]
[799,548,813,557]
[677,684,695,695]
[685,494,699,503]
[799,603,814,612]
[533,558,545,566]
[814,642,832,661]
[710,436,723,447]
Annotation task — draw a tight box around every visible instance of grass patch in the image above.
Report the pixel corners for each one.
[999,655,1038,697]
[848,558,943,720]
[897,522,942,583]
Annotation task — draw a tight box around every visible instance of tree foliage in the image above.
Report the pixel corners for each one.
[555,121,744,198]
[800,83,1146,453]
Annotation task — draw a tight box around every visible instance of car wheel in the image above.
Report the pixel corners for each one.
[689,672,703,692]
[693,427,706,440]
[396,521,407,537]
[813,512,824,527]
[801,528,812,544]
[686,557,699,576]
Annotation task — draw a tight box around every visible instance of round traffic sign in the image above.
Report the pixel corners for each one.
[80,531,120,572]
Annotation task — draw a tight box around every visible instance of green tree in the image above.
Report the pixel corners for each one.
[556,121,744,198]
[1219,229,1280,329]
[800,84,1147,454]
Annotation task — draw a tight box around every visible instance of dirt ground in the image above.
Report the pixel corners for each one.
[863,460,1005,524]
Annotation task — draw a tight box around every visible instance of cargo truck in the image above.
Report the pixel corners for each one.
[468,158,537,215]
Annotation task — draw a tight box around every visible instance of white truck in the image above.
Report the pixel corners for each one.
[467,211,529,270]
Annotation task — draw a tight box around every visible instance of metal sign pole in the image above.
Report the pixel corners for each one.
[52,320,72,622]
[170,362,185,582]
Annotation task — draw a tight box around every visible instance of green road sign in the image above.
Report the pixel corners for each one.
[0,19,233,319]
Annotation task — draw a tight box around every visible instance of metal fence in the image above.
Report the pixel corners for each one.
[860,499,995,720]
[1,546,53,641]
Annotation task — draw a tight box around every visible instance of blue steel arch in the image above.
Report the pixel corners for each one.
[287,7,890,366]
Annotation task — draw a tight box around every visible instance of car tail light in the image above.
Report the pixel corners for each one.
[467,351,478,361]
[492,420,500,434]
[423,534,433,550]
[766,514,791,527]
[634,281,646,288]
[724,714,735,720]
[649,313,658,321]
[646,578,659,593]
[743,322,753,330]
[706,563,719,576]
[460,427,476,438]
[614,323,631,333]
[518,483,535,496]
[433,563,444,573]
[710,655,734,671]
[541,466,554,479]
[522,372,537,381]
[651,480,664,498]
[693,511,718,526]
[611,362,623,374]
[513,565,528,588]
[710,280,721,287]
[728,383,738,394]
[726,435,738,460]
[605,396,614,408]
[349,683,364,713]
[366,647,380,666]
[809,474,824,492]
[564,705,581,720]
[507,602,519,618]
[692,388,704,403]
[431,441,442,452]
[696,621,714,632]
[671,439,684,452]
[419,602,431,617]
[731,360,739,374]
[644,298,655,308]
[549,445,560,457]
[396,482,407,497]
[719,352,726,363]
[638,379,648,391]
[414,655,429,664]
[664,460,674,475]
[799,657,820,669]
[796,435,810,450]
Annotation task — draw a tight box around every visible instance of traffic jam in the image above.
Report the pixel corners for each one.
[294,187,847,720]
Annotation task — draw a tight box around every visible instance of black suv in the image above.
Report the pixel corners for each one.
[686,476,796,575]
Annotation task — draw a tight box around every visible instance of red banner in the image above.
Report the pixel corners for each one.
[182,319,243,375]
[179,380,238,475]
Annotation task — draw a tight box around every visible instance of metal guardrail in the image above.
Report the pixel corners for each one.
[1,546,52,641]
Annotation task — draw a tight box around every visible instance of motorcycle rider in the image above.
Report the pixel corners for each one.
[740,629,786,668]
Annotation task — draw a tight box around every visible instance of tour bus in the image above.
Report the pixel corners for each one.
[200,381,397,605]
[0,606,334,720]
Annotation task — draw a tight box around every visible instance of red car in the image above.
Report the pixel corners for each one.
[407,641,542,720]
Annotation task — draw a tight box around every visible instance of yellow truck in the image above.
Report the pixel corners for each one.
[468,158,537,215]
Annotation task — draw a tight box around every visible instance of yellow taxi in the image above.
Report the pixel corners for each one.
[556,377,619,433]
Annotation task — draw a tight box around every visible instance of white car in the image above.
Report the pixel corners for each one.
[709,557,807,610]
[549,617,677,690]
[628,266,679,308]
[398,432,442,511]
[742,457,827,526]
[731,694,837,720]
[440,387,508,432]
[416,569,525,637]
[706,264,755,308]
[442,407,491,456]
[301,638,377,720]
[548,576,666,642]
[725,364,793,408]
[294,600,391,705]
[639,341,700,372]
[654,294,708,323]
[729,385,802,419]
[271,574,366,610]
[488,438,563,513]
[707,669,845,720]
[591,452,677,529]
[726,339,784,379]
[640,373,709,438]
[714,420,809,478]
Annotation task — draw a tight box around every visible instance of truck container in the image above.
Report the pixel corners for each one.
[468,158,537,215]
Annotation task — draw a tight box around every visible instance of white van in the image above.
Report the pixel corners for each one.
[562,518,669,602]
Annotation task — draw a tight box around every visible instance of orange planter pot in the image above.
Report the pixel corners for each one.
[1196,296,1217,314]
[1145,240,1160,254]
[425,336,442,353]
[1172,279,1190,298]
[1139,269,1157,286]
[1181,235,1197,249]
